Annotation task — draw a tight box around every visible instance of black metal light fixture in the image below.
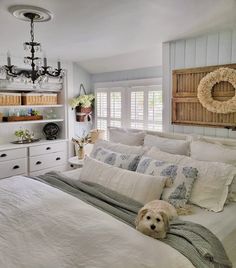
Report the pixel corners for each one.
[2,5,64,85]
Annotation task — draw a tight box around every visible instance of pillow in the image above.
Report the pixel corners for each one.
[190,140,236,166]
[108,127,145,146]
[136,156,198,208]
[90,147,140,171]
[146,147,236,211]
[144,134,190,156]
[92,140,146,155]
[79,156,166,204]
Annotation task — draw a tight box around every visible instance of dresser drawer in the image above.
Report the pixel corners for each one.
[0,158,27,179]
[0,148,27,162]
[29,141,67,156]
[29,164,68,177]
[29,151,66,172]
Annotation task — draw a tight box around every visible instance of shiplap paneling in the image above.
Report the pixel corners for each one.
[163,30,236,138]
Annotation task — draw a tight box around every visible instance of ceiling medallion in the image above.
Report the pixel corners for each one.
[1,5,64,85]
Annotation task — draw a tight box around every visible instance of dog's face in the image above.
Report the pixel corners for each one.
[135,208,169,239]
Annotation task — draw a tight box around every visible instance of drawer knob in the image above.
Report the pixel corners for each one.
[46,147,51,150]
[0,153,7,158]
[36,161,42,165]
[13,165,19,169]
[56,157,61,161]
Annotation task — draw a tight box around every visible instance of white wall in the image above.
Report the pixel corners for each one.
[163,30,236,139]
[91,66,162,83]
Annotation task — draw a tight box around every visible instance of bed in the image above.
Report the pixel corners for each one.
[1,130,236,268]
[0,171,235,268]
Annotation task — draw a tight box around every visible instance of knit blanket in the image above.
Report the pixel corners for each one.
[36,171,232,268]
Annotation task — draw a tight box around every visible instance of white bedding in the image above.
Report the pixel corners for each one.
[0,175,235,268]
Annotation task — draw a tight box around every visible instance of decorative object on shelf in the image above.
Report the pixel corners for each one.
[72,135,89,159]
[0,5,64,85]
[3,115,43,122]
[89,129,105,144]
[0,92,21,106]
[0,112,3,122]
[43,122,60,140]
[69,84,94,122]
[22,93,58,105]
[197,67,236,114]
[45,108,57,119]
[2,108,43,122]
[13,128,40,144]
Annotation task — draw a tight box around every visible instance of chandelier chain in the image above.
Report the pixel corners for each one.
[30,17,34,43]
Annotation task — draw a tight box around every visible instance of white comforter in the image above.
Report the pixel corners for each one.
[0,176,195,268]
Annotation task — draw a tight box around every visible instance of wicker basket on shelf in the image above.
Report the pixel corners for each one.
[0,92,21,105]
[22,93,58,105]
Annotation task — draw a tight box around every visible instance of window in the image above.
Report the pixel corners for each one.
[95,83,162,135]
[95,88,123,137]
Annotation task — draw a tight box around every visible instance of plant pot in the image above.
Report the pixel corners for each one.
[75,106,92,122]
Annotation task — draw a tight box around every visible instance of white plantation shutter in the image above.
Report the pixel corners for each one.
[130,91,144,129]
[148,90,162,131]
[95,83,162,134]
[95,89,123,138]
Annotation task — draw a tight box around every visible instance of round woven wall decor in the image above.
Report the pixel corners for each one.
[197,67,236,114]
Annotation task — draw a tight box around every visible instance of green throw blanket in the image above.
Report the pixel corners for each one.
[35,171,232,268]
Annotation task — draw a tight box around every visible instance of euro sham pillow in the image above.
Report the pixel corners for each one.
[144,134,190,156]
[108,127,145,146]
[92,140,146,155]
[80,156,166,204]
[90,146,140,171]
[146,147,236,211]
[136,156,198,208]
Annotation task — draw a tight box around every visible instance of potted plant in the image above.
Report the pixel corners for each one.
[69,94,95,122]
[15,128,35,143]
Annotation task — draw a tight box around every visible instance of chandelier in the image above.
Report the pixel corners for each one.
[2,6,64,85]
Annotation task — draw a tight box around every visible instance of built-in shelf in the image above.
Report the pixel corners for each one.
[0,104,64,108]
[0,119,64,125]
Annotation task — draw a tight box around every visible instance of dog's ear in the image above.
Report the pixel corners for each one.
[135,208,148,226]
[160,211,169,232]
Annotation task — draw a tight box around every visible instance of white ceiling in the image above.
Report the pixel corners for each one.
[0,0,236,73]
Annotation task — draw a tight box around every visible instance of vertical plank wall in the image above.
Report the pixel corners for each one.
[163,30,236,138]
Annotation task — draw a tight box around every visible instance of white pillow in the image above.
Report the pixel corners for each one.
[136,156,198,208]
[90,147,140,171]
[144,134,190,156]
[146,147,236,212]
[108,127,145,146]
[92,139,146,155]
[190,140,236,166]
[80,156,166,204]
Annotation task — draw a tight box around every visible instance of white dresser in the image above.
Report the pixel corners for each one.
[0,139,68,179]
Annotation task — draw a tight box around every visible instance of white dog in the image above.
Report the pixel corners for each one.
[135,200,178,239]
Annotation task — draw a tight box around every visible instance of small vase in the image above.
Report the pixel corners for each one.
[78,147,85,159]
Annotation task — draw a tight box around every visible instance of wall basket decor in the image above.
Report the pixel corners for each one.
[172,63,236,129]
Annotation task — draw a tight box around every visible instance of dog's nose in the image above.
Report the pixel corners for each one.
[150,224,156,230]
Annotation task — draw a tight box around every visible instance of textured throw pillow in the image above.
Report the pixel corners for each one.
[190,140,236,165]
[146,147,236,211]
[108,127,145,146]
[90,146,140,171]
[80,156,166,204]
[136,156,198,208]
[92,140,146,155]
[144,134,190,155]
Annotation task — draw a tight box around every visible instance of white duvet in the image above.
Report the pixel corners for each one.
[0,175,235,268]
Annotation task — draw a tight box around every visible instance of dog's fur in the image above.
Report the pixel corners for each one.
[135,200,178,239]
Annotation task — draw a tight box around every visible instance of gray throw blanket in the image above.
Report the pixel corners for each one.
[35,171,232,268]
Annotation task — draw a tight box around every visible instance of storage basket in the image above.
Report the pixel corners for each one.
[22,93,58,105]
[0,92,21,106]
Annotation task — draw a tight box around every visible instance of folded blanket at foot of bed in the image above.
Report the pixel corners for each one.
[36,171,232,268]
